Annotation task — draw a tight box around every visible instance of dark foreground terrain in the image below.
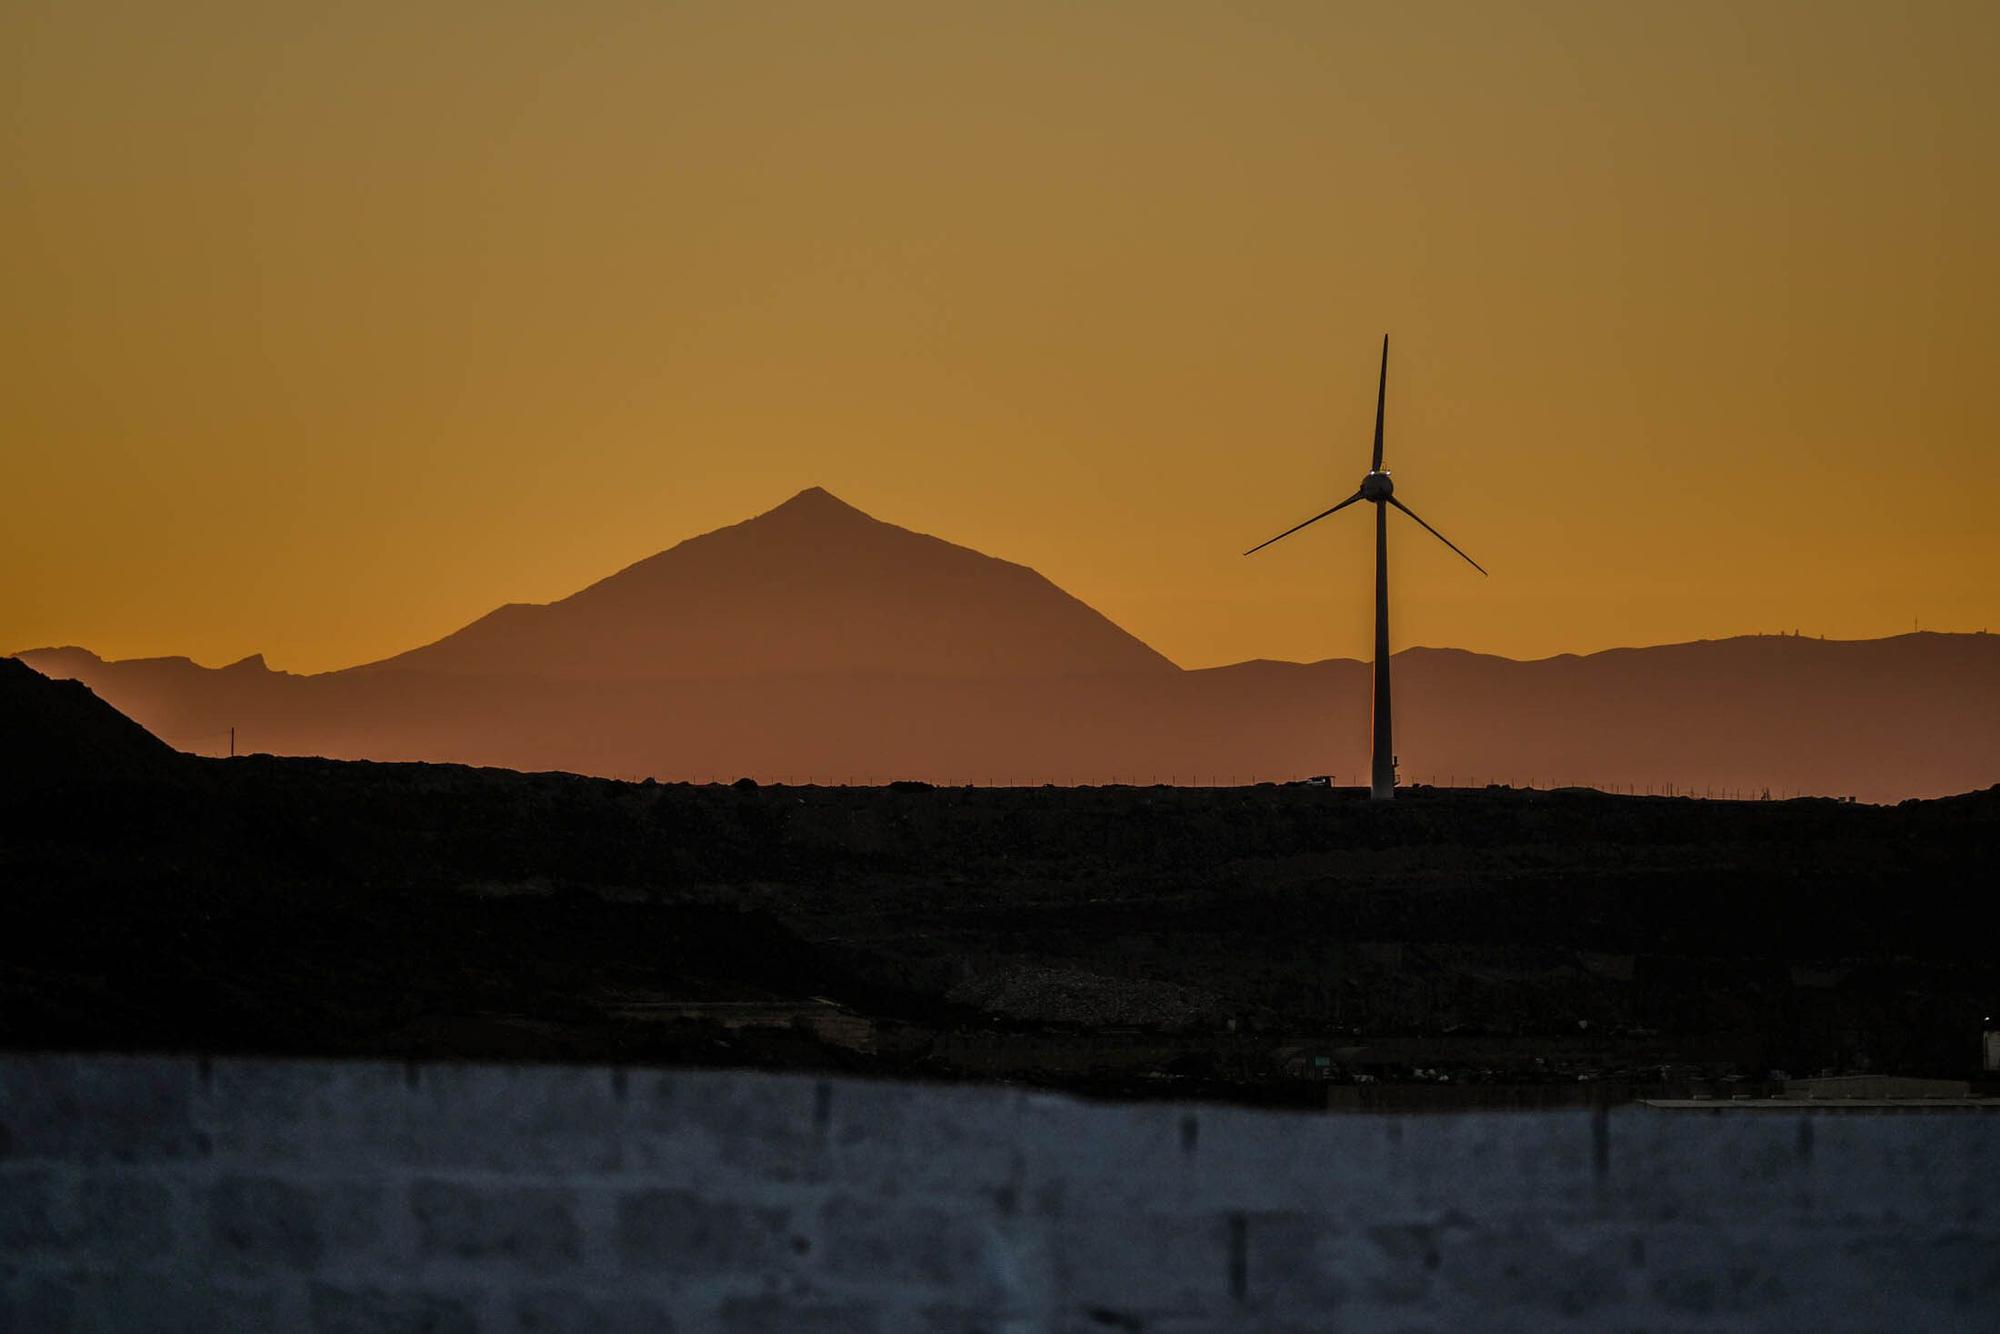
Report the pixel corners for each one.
[5,657,1996,1108]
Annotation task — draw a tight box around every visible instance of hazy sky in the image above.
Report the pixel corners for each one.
[4,1,1995,672]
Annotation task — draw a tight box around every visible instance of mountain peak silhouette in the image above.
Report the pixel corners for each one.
[770,484,850,512]
[364,488,1176,681]
[721,485,893,541]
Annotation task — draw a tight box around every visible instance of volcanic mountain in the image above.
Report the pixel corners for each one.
[362,487,1174,681]
[14,487,2000,799]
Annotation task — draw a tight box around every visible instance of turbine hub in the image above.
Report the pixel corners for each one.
[1360,470,1394,501]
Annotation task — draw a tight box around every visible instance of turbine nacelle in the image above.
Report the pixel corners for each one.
[1359,470,1394,502]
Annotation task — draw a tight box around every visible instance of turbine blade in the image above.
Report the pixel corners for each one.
[1388,496,1487,575]
[1371,334,1388,471]
[1243,491,1365,556]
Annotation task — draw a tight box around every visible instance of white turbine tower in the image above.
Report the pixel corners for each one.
[1246,336,1487,801]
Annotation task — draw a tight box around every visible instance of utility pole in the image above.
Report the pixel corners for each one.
[229,726,235,758]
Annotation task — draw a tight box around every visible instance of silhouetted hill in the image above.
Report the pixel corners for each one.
[363,486,1175,680]
[15,492,2000,801]
[0,656,184,792]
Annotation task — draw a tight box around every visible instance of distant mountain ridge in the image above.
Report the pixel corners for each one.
[16,489,2000,801]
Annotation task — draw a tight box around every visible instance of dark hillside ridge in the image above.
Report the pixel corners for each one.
[0,656,184,792]
[3,678,1995,1100]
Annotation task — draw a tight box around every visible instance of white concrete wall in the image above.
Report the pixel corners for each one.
[1,1053,1995,1332]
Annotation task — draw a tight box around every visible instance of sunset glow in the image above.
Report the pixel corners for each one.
[4,2,1995,671]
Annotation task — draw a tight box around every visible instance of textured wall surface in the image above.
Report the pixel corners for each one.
[1,1054,1995,1332]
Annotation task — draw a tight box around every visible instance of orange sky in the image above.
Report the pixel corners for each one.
[3,1,1996,674]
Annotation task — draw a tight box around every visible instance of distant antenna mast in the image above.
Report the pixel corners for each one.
[229,726,235,759]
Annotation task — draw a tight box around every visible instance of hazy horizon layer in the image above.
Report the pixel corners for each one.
[17,489,1999,804]
[18,624,1986,681]
[11,487,1981,677]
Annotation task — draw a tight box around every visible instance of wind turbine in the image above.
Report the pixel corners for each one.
[1245,336,1486,801]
